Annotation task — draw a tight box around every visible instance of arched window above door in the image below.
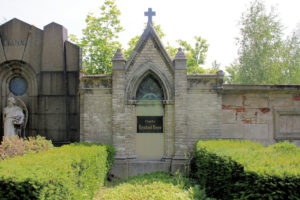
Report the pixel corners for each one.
[136,74,164,100]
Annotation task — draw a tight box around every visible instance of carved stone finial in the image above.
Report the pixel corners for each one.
[174,48,187,60]
[144,8,156,26]
[112,48,125,61]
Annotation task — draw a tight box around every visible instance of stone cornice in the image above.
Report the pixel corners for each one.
[224,84,300,91]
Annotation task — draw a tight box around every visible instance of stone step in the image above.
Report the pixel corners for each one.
[111,159,172,178]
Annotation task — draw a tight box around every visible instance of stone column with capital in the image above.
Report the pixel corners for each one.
[172,48,188,173]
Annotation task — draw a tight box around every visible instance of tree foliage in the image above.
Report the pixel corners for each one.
[226,0,300,84]
[125,26,211,74]
[124,24,166,59]
[71,0,215,75]
[177,36,209,73]
[70,0,123,74]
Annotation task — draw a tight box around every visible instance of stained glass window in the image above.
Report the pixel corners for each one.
[9,77,27,96]
[136,75,164,100]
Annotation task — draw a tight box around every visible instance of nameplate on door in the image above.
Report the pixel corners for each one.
[137,116,163,133]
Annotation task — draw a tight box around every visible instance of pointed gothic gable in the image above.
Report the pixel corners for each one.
[125,25,174,74]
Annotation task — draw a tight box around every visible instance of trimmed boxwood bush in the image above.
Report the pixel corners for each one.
[0,143,115,200]
[190,140,300,200]
[96,172,215,200]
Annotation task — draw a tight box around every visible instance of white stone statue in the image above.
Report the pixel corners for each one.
[3,97,26,138]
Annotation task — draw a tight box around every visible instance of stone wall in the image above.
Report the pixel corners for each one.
[80,75,112,144]
[222,85,300,146]
[186,73,223,150]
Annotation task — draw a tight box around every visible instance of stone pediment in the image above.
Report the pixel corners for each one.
[0,18,42,42]
[1,18,42,31]
[0,18,43,64]
[125,24,174,74]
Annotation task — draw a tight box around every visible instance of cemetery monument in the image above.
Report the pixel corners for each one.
[1,9,300,177]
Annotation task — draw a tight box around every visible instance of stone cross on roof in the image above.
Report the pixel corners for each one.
[144,8,156,26]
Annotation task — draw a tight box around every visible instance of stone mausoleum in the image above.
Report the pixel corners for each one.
[1,10,300,177]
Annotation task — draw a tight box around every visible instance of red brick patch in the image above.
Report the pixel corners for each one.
[235,108,245,112]
[242,120,251,124]
[292,94,300,101]
[259,108,270,114]
[222,105,231,110]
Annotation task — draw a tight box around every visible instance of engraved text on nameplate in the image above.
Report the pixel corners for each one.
[137,116,163,133]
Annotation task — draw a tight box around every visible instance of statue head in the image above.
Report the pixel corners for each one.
[7,97,16,107]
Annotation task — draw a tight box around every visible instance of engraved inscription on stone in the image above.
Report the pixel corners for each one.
[3,40,25,46]
[137,116,163,133]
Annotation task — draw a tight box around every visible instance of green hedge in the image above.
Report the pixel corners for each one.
[190,140,300,200]
[0,143,115,200]
[96,172,215,200]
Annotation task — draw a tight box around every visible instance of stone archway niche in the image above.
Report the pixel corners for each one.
[135,74,164,160]
[0,60,38,137]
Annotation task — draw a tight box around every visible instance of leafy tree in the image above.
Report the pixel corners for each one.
[210,60,221,73]
[124,24,166,59]
[72,0,212,75]
[177,36,209,74]
[224,61,239,84]
[70,0,123,74]
[279,33,300,83]
[125,28,210,74]
[226,0,300,84]
[231,0,283,84]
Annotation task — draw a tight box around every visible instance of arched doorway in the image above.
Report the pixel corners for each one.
[136,74,164,160]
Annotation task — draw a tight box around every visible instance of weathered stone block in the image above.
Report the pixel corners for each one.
[270,95,293,107]
[222,94,243,107]
[41,22,67,71]
[39,96,65,113]
[222,109,236,124]
[66,41,80,71]
[244,96,269,108]
[0,37,5,64]
[40,72,65,95]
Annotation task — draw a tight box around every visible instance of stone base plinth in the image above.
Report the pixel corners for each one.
[110,156,189,178]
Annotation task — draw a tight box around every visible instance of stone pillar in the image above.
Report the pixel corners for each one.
[40,22,70,143]
[172,48,188,173]
[41,22,67,71]
[112,48,127,158]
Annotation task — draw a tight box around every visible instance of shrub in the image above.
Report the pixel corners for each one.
[190,140,300,200]
[96,172,215,200]
[69,142,115,171]
[0,143,115,200]
[0,136,53,160]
